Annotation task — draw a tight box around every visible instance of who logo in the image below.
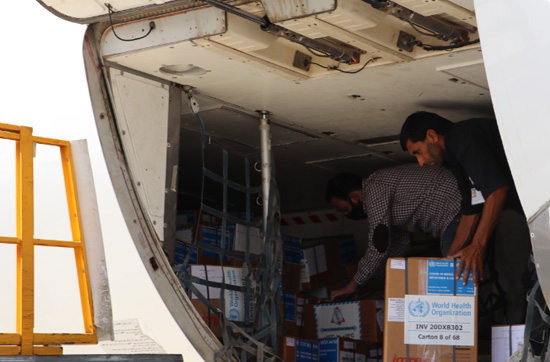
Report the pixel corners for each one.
[408,298,430,318]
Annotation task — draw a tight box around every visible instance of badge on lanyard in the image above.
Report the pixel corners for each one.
[469,177,485,205]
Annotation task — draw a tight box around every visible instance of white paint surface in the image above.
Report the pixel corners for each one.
[0,3,202,360]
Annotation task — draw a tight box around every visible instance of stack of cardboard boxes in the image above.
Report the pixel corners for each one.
[279,236,385,362]
[174,211,483,361]
[175,210,262,337]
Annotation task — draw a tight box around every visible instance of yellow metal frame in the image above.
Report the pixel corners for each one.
[0,124,97,355]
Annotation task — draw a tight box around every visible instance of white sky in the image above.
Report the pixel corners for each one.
[0,2,203,359]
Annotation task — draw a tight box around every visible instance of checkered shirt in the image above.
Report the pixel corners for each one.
[353,163,461,286]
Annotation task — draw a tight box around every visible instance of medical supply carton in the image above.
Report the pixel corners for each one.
[282,337,320,362]
[383,258,478,362]
[303,299,384,343]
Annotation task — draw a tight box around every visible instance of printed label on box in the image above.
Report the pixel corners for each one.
[426,260,475,295]
[283,235,303,264]
[390,259,406,270]
[343,341,355,349]
[492,325,525,362]
[303,246,328,276]
[224,268,246,322]
[282,291,297,322]
[300,257,311,284]
[190,266,254,323]
[404,295,476,346]
[314,302,362,339]
[340,351,366,362]
[387,298,405,322]
[175,227,194,244]
[190,265,224,299]
[234,224,262,255]
[296,340,319,362]
[287,337,296,347]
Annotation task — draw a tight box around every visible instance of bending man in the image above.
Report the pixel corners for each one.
[400,111,527,286]
[326,163,461,301]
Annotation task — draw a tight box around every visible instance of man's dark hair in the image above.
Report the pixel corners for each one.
[399,111,453,150]
[325,173,363,202]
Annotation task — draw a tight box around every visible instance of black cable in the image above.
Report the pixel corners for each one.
[305,46,331,58]
[310,61,332,70]
[311,57,381,74]
[105,3,156,42]
[416,38,480,51]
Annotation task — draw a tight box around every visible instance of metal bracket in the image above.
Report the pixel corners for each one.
[397,31,416,52]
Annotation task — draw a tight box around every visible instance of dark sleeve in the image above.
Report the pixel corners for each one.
[452,128,509,211]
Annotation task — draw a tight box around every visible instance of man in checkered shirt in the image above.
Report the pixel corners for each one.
[325,163,461,300]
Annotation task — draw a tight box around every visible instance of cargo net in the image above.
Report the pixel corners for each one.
[175,106,284,362]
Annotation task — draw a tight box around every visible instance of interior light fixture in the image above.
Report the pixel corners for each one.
[159,64,209,77]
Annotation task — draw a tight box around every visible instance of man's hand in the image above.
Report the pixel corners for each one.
[330,280,358,301]
[448,242,486,286]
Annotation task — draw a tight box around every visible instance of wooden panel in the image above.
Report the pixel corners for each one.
[34,334,97,345]
[32,346,63,356]
[0,334,21,345]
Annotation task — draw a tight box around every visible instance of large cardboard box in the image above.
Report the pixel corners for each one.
[318,337,382,362]
[282,337,320,362]
[384,258,478,362]
[303,300,384,343]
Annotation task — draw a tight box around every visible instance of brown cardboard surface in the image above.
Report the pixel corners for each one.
[191,299,222,338]
[383,258,478,362]
[282,262,302,294]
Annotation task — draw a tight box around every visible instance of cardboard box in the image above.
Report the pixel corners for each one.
[284,235,303,264]
[318,337,382,362]
[301,236,357,291]
[174,223,236,266]
[282,262,302,294]
[281,290,299,337]
[296,294,321,338]
[233,223,262,255]
[187,265,255,338]
[303,300,384,343]
[491,325,525,362]
[383,258,478,362]
[282,337,320,362]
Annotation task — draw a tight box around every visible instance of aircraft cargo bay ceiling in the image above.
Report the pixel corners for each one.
[42,0,493,212]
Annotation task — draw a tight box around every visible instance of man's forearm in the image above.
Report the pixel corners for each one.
[446,213,480,256]
[471,185,509,248]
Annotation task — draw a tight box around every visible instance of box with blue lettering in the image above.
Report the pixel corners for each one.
[383,258,478,362]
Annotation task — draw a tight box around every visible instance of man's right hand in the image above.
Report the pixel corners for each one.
[330,280,358,301]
